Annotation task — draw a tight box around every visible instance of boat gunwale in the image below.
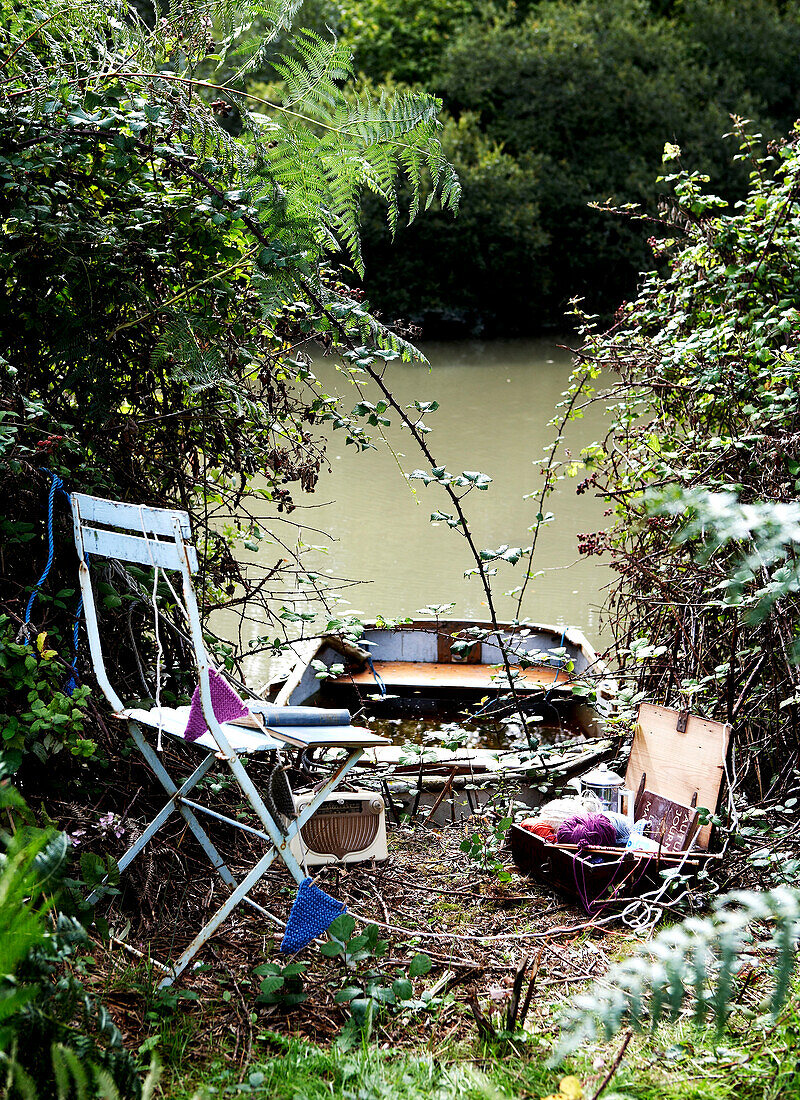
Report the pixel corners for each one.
[271,618,612,706]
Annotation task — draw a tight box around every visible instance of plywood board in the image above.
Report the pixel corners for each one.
[625,703,731,849]
[342,661,569,690]
[436,623,482,664]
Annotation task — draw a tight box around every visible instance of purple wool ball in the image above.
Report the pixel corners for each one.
[556,812,618,848]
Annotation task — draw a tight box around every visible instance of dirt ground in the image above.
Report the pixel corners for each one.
[79,816,646,1068]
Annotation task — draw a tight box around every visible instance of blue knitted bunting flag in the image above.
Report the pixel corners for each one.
[280,878,346,953]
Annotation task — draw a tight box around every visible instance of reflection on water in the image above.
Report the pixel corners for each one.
[222,338,612,685]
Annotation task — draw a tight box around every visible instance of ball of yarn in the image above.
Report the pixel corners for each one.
[604,810,631,846]
[556,811,617,848]
[520,818,557,843]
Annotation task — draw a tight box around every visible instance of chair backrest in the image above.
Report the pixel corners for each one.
[70,493,204,713]
[71,494,198,573]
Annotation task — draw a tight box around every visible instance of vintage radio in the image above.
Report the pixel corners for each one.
[511,703,732,910]
[289,790,388,866]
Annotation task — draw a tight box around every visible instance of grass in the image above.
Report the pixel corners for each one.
[83,825,800,1099]
[144,977,800,1100]
[143,959,800,1100]
[166,1036,555,1099]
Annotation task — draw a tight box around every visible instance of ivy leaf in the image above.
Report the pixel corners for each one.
[258,975,284,996]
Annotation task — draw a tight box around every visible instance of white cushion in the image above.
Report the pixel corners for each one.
[122,707,284,753]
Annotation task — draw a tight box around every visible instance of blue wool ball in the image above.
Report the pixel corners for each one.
[604,811,631,845]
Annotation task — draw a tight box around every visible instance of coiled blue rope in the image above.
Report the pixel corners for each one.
[23,471,62,631]
[24,469,83,695]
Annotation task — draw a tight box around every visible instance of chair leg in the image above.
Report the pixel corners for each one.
[224,754,308,884]
[87,752,223,906]
[160,749,367,983]
[132,742,367,983]
[278,747,365,853]
[226,745,366,886]
[127,724,237,887]
[160,845,279,987]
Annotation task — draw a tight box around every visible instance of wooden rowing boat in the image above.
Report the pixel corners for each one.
[266,620,617,822]
[270,618,612,729]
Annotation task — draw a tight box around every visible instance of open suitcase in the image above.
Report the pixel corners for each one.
[510,703,732,912]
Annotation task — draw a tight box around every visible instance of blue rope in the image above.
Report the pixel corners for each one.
[23,471,62,633]
[365,655,386,696]
[543,629,567,702]
[64,593,84,696]
[24,469,83,695]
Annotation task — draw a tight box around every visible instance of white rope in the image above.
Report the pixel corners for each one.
[151,564,164,751]
[159,565,189,623]
[138,507,166,752]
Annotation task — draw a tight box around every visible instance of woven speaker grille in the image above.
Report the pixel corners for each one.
[300,803,380,860]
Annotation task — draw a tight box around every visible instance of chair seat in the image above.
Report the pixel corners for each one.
[121,706,390,753]
[121,707,285,753]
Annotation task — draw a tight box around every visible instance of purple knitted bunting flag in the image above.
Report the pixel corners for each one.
[183,668,249,742]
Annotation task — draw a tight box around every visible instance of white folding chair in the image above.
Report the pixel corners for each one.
[70,492,387,985]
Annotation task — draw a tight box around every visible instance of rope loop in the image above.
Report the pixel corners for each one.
[22,470,63,634]
[20,469,84,695]
[365,654,386,696]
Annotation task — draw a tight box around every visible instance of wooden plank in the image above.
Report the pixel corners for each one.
[81,526,198,573]
[436,623,482,664]
[339,660,569,690]
[625,703,731,850]
[72,493,191,537]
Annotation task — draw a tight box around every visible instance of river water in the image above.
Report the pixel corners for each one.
[229,338,612,687]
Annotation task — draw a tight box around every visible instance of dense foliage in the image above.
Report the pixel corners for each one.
[0,785,149,1098]
[0,0,458,782]
[572,123,800,794]
[324,0,800,334]
[556,886,800,1059]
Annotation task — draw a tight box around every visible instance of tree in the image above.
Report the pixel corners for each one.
[0,0,458,777]
[571,121,800,790]
[543,116,800,1075]
[340,0,800,335]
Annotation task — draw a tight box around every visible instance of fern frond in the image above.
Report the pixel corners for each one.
[318,287,426,365]
[554,886,800,1062]
[152,316,235,392]
[52,1042,91,1100]
[274,29,353,111]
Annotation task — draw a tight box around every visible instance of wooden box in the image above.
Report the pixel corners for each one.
[510,704,732,911]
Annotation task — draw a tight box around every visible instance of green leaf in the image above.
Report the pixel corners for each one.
[392,977,413,1001]
[327,913,355,941]
[409,952,432,978]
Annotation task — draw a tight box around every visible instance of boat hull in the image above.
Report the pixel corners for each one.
[268,620,615,824]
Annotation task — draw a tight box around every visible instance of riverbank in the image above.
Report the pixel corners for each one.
[81,820,797,1100]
